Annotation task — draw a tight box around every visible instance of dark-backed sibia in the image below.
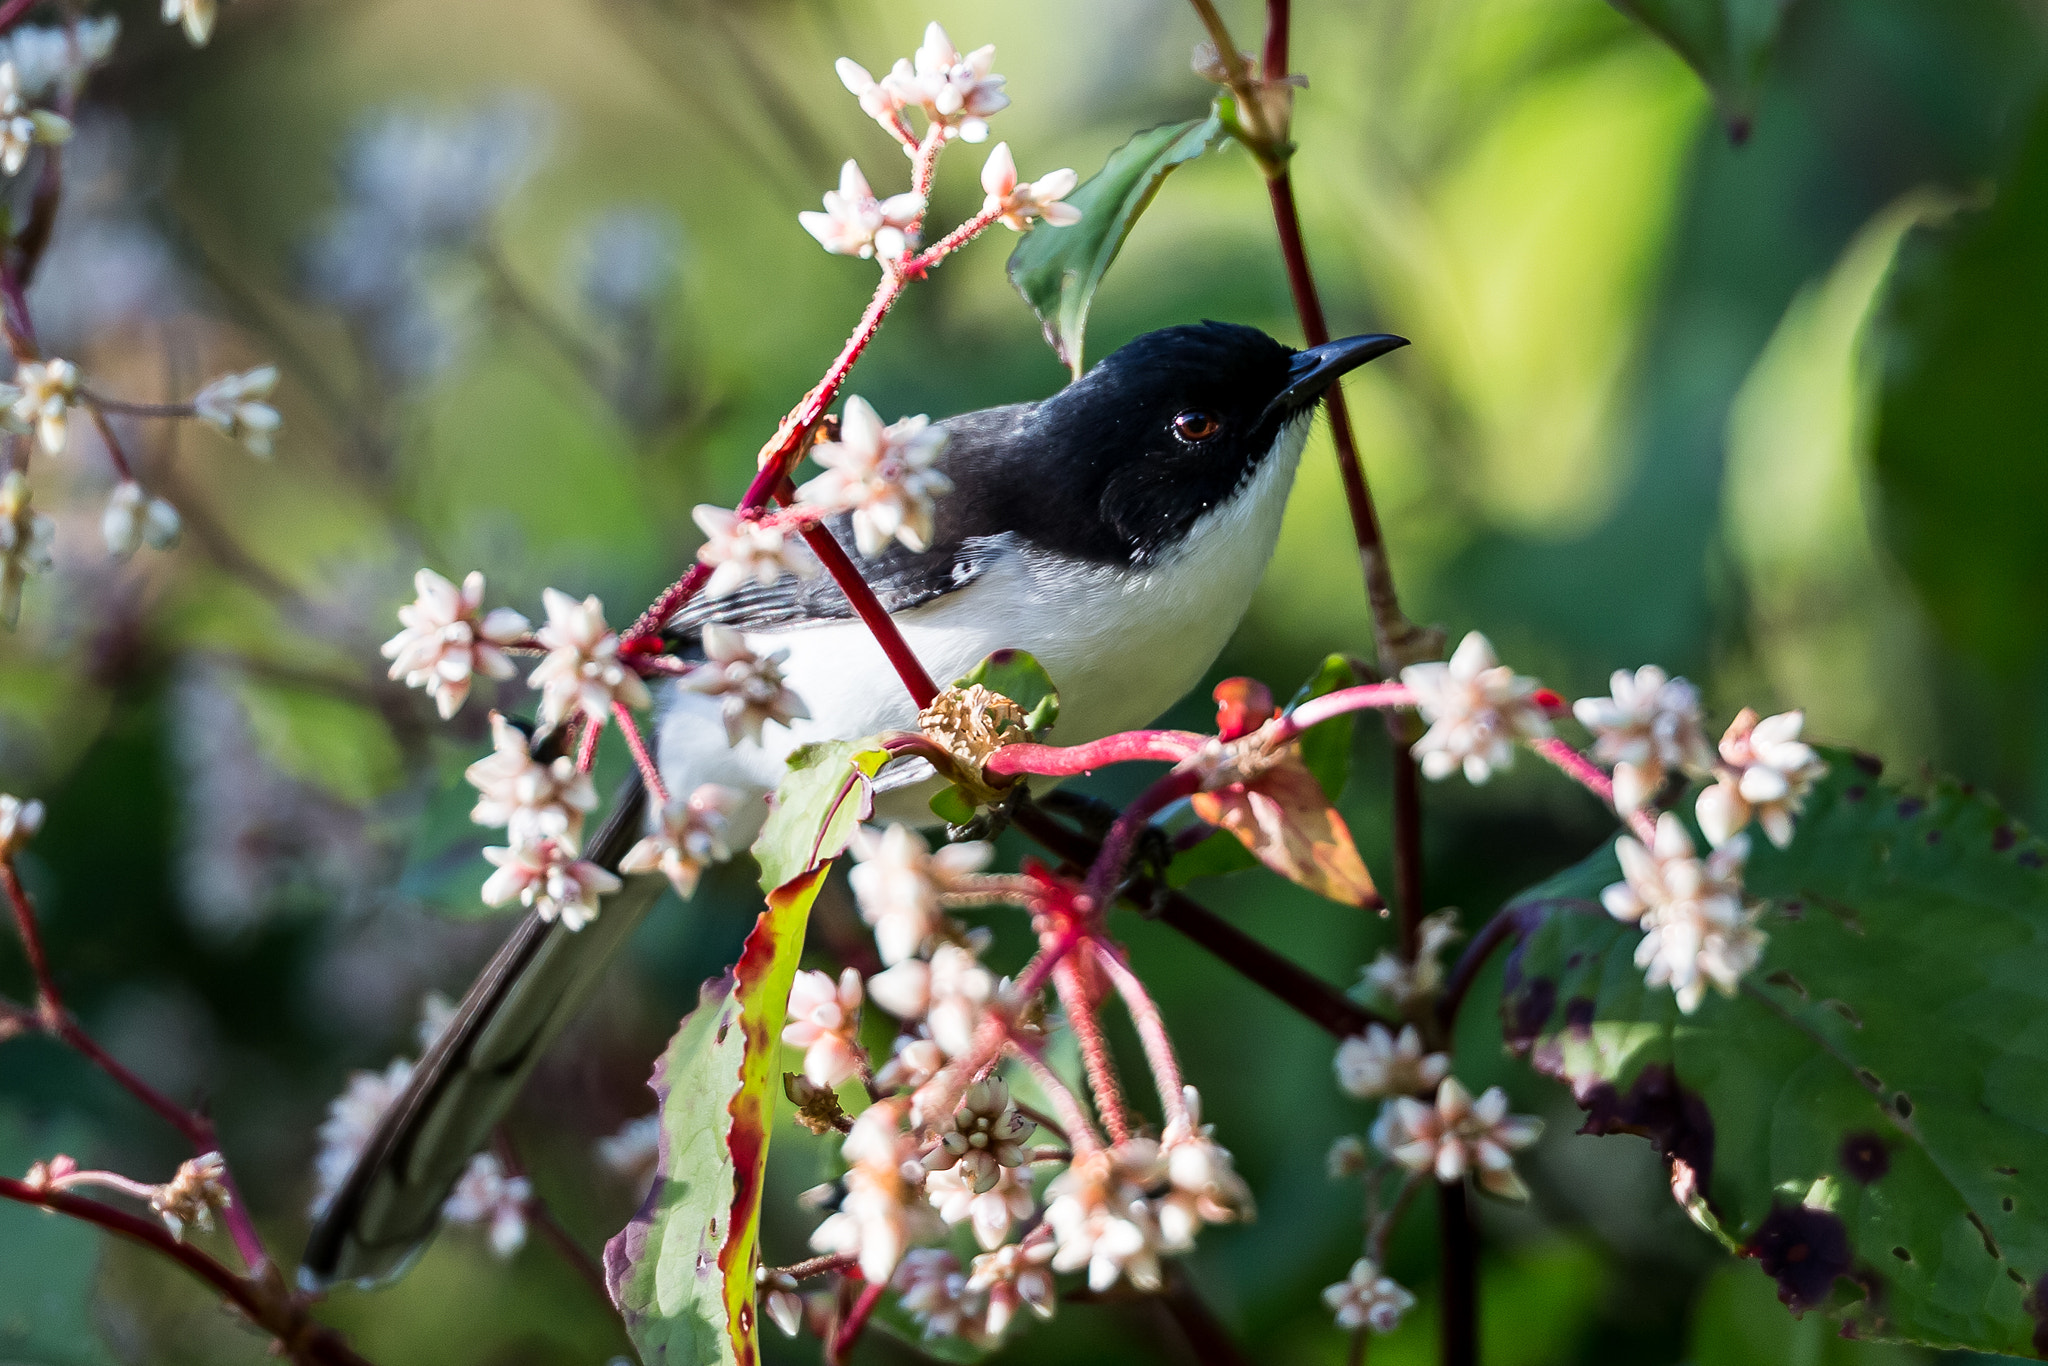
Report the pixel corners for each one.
[299,319,1405,1289]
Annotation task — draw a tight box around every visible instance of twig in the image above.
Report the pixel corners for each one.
[1437,1180,1478,1366]
[828,1279,886,1364]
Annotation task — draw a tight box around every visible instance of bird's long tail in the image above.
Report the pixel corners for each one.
[299,768,655,1289]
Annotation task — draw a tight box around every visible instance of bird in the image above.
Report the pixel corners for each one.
[300,320,1406,1289]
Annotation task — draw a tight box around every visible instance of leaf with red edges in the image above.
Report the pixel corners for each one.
[605,867,830,1366]
[1191,753,1377,907]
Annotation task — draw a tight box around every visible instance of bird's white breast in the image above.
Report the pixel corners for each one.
[656,414,1313,841]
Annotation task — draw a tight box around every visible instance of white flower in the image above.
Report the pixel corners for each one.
[927,1162,1035,1252]
[1156,1086,1252,1251]
[1323,1258,1415,1334]
[161,0,216,46]
[442,1152,531,1258]
[905,23,1009,142]
[808,1098,940,1285]
[0,471,55,630]
[0,23,118,102]
[692,505,815,598]
[848,824,992,965]
[875,1034,946,1093]
[1326,1134,1368,1180]
[311,1059,413,1215]
[1043,1143,1165,1293]
[526,588,652,729]
[967,1233,1057,1340]
[679,624,808,746]
[1603,813,1764,1012]
[103,482,176,559]
[9,358,78,457]
[1370,1077,1543,1201]
[782,967,866,1089]
[151,1152,231,1241]
[620,784,741,898]
[0,792,44,860]
[1334,1024,1450,1100]
[464,712,599,851]
[192,366,281,457]
[596,1114,660,1188]
[796,395,952,557]
[924,1076,1031,1196]
[1356,909,1461,1010]
[480,837,621,931]
[1572,666,1713,815]
[867,942,995,1057]
[979,143,1081,232]
[380,569,529,719]
[1696,708,1827,849]
[835,56,910,128]
[0,62,69,177]
[1401,631,1552,784]
[894,1248,983,1343]
[798,159,924,261]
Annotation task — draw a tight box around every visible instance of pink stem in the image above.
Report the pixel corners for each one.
[1270,682,1416,740]
[1083,766,1204,909]
[574,713,602,773]
[612,702,669,807]
[1053,959,1130,1145]
[1090,939,1191,1135]
[985,730,1205,778]
[831,1280,887,1364]
[798,521,938,708]
[85,405,137,484]
[1004,1034,1105,1156]
[1529,738,1656,842]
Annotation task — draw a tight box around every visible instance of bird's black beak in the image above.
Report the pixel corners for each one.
[1267,333,1408,420]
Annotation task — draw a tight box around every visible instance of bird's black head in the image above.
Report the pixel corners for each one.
[950,321,1405,565]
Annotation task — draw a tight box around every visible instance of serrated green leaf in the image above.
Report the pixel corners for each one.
[1288,653,1359,802]
[1006,117,1225,377]
[607,867,829,1366]
[956,648,1061,737]
[1500,749,2048,1354]
[751,740,889,892]
[1610,0,1793,138]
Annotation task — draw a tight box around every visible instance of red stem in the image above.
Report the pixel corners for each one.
[1529,737,1655,842]
[1270,682,1416,739]
[0,0,43,32]
[986,731,1204,778]
[798,522,938,707]
[1083,767,1204,908]
[87,405,137,484]
[4,865,267,1270]
[1262,0,1290,80]
[1090,940,1190,1133]
[0,1178,374,1366]
[1004,1033,1104,1155]
[830,1279,887,1364]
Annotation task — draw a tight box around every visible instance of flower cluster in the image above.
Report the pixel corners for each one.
[680,624,809,747]
[1602,813,1764,1013]
[1401,631,1552,783]
[619,784,742,899]
[836,23,1009,145]
[0,60,70,176]
[381,569,530,720]
[692,504,816,598]
[0,473,55,629]
[192,366,283,457]
[800,160,926,261]
[1573,665,1712,815]
[1697,708,1826,848]
[150,1152,232,1242]
[797,395,953,558]
[528,588,650,729]
[0,791,45,860]
[1371,1076,1544,1201]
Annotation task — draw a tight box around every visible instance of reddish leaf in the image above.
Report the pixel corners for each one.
[1191,754,1378,907]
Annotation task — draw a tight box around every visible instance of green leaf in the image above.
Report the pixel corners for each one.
[232,676,404,806]
[1006,116,1226,377]
[607,867,830,1366]
[1610,0,1792,139]
[1874,100,2048,684]
[0,1110,117,1366]
[1288,653,1359,803]
[955,648,1061,737]
[1500,749,2048,1354]
[751,740,889,892]
[927,783,977,828]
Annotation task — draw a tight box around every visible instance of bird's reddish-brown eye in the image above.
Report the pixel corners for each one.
[1172,410,1221,442]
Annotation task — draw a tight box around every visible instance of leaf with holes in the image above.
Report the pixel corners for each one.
[1007,116,1226,376]
[1499,749,2048,1355]
[752,740,889,892]
[606,867,829,1366]
[1611,0,1793,140]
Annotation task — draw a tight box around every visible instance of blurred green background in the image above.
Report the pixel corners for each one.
[3,0,2046,1362]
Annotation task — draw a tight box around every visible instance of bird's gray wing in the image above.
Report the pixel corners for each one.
[300,774,655,1289]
